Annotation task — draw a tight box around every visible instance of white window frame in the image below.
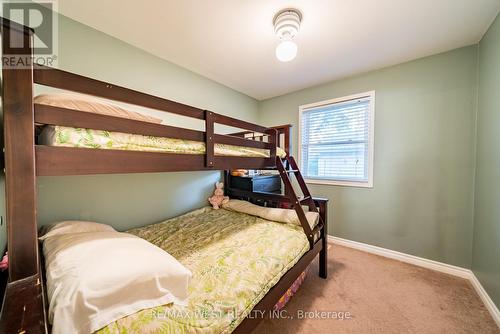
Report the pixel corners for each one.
[298,91,375,188]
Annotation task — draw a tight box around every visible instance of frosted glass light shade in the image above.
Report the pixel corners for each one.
[275,40,298,62]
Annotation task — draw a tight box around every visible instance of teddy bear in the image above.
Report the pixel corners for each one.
[208,182,229,209]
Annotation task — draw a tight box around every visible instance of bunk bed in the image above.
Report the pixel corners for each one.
[0,20,328,334]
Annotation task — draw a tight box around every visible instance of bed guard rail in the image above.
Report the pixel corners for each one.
[31,65,280,174]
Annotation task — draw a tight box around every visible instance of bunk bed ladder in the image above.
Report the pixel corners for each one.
[276,156,324,249]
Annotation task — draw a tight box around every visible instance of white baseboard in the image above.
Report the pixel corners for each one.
[328,236,471,278]
[469,272,500,327]
[328,236,500,327]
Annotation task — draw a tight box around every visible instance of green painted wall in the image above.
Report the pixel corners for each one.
[473,13,500,307]
[259,47,478,268]
[0,14,259,250]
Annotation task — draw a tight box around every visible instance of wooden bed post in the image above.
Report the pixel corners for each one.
[316,198,329,279]
[1,19,39,281]
[205,110,215,168]
[280,124,292,157]
[267,127,277,159]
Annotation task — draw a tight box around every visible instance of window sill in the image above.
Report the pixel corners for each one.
[304,178,373,188]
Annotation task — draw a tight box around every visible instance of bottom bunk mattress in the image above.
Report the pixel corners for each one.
[96,206,310,334]
[38,125,287,158]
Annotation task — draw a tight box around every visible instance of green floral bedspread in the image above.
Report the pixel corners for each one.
[96,207,309,334]
[40,126,286,158]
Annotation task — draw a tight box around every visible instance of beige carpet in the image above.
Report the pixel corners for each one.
[255,244,499,334]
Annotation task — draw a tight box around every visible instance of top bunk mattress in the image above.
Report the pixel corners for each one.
[95,206,310,334]
[39,125,287,158]
[35,93,286,158]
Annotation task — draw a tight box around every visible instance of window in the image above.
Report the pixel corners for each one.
[298,91,375,187]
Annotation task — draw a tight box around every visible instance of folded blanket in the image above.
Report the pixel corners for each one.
[222,199,319,229]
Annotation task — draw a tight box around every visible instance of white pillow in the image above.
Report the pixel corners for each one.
[222,199,319,229]
[42,231,192,334]
[35,93,163,124]
[39,220,115,240]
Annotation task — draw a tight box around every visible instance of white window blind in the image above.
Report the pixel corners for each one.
[299,92,374,187]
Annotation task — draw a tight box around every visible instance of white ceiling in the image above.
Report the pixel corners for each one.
[56,0,500,100]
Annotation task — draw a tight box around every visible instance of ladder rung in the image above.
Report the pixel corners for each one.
[298,195,311,203]
[286,169,299,173]
[312,221,325,236]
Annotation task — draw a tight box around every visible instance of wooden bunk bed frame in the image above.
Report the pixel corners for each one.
[0,20,328,334]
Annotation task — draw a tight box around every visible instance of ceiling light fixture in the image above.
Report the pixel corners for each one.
[273,9,302,62]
